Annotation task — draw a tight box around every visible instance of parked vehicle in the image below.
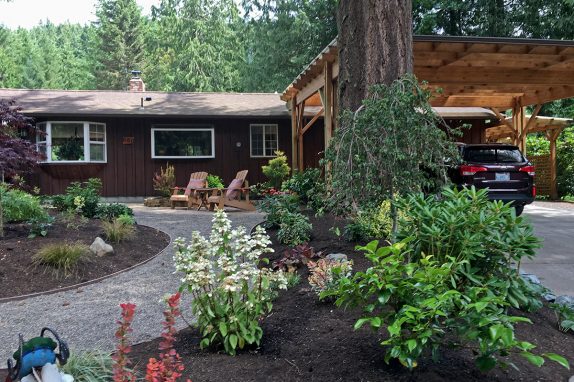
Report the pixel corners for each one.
[450,144,535,215]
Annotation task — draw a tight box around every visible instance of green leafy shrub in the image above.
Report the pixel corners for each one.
[116,213,135,226]
[102,217,136,243]
[277,211,312,246]
[344,200,393,242]
[153,163,175,197]
[60,350,113,382]
[262,150,290,189]
[396,187,541,311]
[52,178,102,218]
[174,209,287,355]
[207,174,224,189]
[330,238,569,372]
[33,241,89,276]
[258,193,300,228]
[1,185,48,223]
[95,203,133,221]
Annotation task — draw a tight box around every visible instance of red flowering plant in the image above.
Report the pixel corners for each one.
[112,293,190,382]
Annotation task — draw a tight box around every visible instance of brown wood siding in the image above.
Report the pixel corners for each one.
[444,119,487,144]
[303,119,325,169]
[33,116,292,196]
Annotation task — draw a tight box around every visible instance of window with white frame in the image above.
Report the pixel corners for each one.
[250,124,278,157]
[151,126,215,159]
[36,122,106,163]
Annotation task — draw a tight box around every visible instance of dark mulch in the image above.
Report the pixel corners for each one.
[0,214,169,299]
[99,213,574,381]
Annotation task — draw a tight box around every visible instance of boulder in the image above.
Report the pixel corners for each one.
[326,253,348,263]
[90,237,113,257]
[555,295,574,310]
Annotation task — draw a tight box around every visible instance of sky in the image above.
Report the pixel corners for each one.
[0,0,161,29]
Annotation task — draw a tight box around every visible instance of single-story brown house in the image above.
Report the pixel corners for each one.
[0,76,295,197]
[0,74,498,198]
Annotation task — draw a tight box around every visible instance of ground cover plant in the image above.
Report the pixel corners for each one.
[95,203,134,221]
[327,187,569,372]
[277,211,312,246]
[174,209,287,355]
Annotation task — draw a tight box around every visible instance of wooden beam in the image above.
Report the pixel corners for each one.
[430,95,516,108]
[490,107,516,139]
[415,67,574,86]
[290,96,298,171]
[545,128,563,200]
[324,61,333,151]
[523,104,543,136]
[301,108,324,136]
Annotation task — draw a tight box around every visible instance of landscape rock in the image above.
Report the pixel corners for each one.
[555,295,574,310]
[90,237,114,257]
[542,292,556,302]
[520,273,541,285]
[326,253,348,262]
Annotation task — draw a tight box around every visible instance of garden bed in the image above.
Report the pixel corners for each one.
[127,212,574,382]
[0,215,169,299]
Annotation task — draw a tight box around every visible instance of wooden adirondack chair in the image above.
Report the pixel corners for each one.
[208,170,255,211]
[170,171,208,209]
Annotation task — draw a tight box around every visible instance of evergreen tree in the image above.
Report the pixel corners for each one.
[94,0,145,90]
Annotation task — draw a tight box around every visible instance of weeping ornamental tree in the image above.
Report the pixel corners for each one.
[0,100,43,236]
[324,76,459,233]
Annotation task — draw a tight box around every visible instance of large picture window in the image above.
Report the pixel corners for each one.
[151,126,215,159]
[250,124,278,157]
[36,122,106,163]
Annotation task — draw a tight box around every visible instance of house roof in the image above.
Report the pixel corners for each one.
[282,35,574,109]
[0,89,290,118]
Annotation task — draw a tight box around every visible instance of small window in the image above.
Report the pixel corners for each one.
[151,127,215,159]
[36,121,106,163]
[250,124,278,157]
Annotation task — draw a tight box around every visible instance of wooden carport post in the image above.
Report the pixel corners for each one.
[290,95,299,171]
[545,128,563,200]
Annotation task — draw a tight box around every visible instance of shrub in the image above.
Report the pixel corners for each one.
[61,351,113,382]
[207,174,224,189]
[262,150,290,189]
[52,178,102,218]
[285,271,301,288]
[112,294,188,382]
[282,168,320,202]
[102,218,136,243]
[258,193,300,228]
[153,163,176,197]
[308,258,353,297]
[96,203,133,221]
[0,185,49,223]
[396,187,541,311]
[277,211,312,246]
[550,303,574,333]
[344,200,393,242]
[331,239,569,372]
[116,213,136,226]
[174,210,287,355]
[33,242,89,276]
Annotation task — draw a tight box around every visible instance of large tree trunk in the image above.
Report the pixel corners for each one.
[337,0,413,111]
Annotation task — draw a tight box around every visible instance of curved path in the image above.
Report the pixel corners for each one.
[0,206,264,362]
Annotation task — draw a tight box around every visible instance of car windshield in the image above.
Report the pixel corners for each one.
[464,148,524,163]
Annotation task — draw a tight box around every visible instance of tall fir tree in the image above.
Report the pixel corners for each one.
[94,0,145,90]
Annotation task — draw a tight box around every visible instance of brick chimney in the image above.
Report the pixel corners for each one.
[129,70,145,92]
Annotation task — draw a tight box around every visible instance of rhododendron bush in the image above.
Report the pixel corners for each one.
[174,209,287,355]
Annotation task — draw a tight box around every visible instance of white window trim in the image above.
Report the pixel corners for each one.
[37,121,107,163]
[151,127,215,159]
[250,124,279,158]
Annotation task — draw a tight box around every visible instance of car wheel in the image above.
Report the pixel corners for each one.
[514,205,524,216]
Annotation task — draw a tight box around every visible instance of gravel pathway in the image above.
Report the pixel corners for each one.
[0,206,264,362]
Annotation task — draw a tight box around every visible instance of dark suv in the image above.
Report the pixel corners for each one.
[450,144,536,215]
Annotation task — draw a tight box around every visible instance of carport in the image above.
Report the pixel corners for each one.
[281,35,574,172]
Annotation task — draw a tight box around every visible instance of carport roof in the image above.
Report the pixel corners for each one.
[282,35,574,109]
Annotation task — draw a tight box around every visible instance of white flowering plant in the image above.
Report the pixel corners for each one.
[174,209,287,355]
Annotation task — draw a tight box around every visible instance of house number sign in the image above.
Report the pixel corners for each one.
[123,137,134,145]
